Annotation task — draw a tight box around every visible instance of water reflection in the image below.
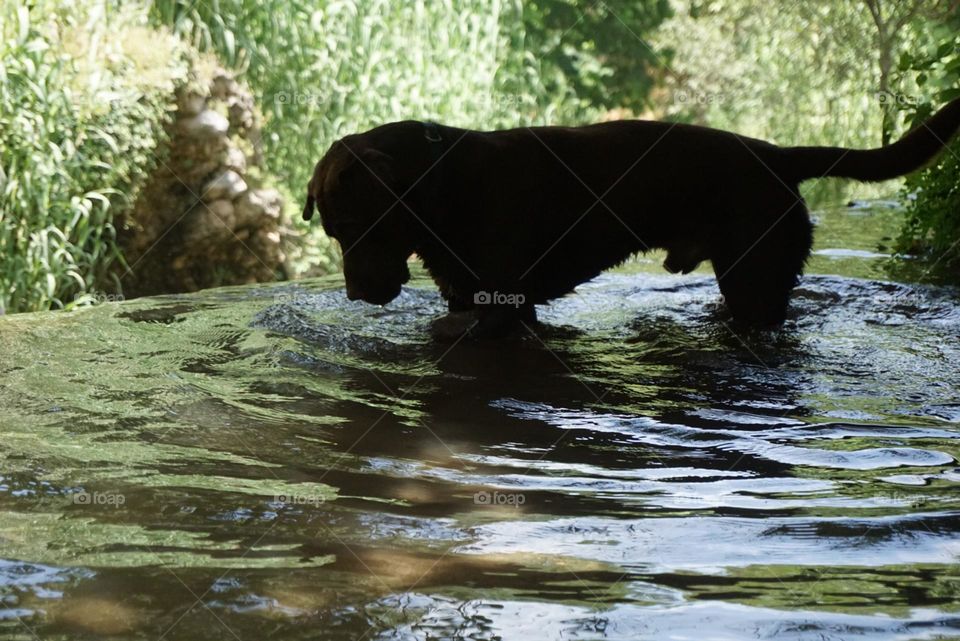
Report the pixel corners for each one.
[1,205,959,640]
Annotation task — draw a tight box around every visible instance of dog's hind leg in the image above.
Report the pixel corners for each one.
[710,201,813,326]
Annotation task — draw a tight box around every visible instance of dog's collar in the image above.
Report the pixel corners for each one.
[421,121,445,203]
[423,121,446,167]
[423,120,443,144]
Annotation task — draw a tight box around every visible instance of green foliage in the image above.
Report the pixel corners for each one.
[0,1,188,313]
[894,11,960,269]
[518,1,673,111]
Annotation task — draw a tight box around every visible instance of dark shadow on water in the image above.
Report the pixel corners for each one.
[3,257,960,640]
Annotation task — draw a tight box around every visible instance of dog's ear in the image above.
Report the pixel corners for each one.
[302,160,322,221]
[302,193,316,221]
[340,148,397,195]
[303,147,398,223]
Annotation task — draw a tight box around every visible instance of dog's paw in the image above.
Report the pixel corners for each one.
[430,311,480,342]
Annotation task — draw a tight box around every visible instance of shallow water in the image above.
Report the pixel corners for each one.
[1,203,959,640]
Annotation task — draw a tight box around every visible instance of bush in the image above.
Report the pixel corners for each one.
[898,139,960,268]
[0,1,189,313]
[516,1,672,111]
[895,14,960,271]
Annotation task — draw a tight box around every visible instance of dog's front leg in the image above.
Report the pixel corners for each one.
[432,275,474,313]
[430,303,536,341]
[446,294,474,313]
[472,303,537,339]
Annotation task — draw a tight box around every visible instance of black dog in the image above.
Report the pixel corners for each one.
[303,98,960,338]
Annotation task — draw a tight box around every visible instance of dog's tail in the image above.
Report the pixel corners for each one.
[780,95,960,183]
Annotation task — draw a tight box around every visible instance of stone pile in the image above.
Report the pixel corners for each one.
[119,68,287,297]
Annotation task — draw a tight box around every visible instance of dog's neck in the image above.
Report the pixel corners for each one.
[408,121,448,244]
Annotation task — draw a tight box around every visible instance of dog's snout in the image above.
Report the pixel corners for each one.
[345,284,364,301]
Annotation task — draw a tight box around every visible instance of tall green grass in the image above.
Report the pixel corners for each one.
[0,1,189,313]
[149,0,602,276]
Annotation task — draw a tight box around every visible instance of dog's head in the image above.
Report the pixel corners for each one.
[303,135,419,305]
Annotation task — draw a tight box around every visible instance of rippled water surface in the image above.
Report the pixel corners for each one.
[1,203,959,640]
